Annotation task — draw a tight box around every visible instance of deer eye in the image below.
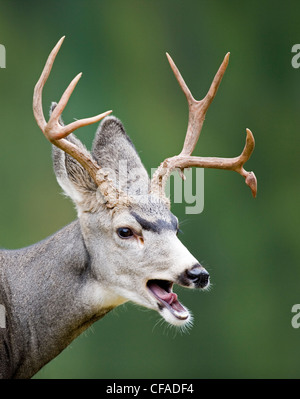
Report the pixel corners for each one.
[117,227,134,239]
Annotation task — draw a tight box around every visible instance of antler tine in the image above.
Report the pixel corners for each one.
[166,52,230,156]
[33,36,112,184]
[150,53,257,200]
[47,72,112,140]
[33,36,65,132]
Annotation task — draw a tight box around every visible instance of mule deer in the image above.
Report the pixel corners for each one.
[0,37,257,379]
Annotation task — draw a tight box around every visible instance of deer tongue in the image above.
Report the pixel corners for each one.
[148,280,187,316]
[150,283,178,305]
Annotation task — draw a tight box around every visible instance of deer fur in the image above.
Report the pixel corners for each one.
[0,116,208,379]
[0,37,257,379]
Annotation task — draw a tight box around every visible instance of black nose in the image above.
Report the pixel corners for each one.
[186,265,210,288]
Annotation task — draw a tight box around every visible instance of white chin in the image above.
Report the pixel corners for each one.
[160,307,192,327]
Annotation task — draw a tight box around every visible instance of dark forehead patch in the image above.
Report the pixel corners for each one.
[131,211,178,233]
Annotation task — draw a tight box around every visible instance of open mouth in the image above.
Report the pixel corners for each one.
[147,280,189,320]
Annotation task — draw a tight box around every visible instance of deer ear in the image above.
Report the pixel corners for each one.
[92,116,150,196]
[51,103,97,211]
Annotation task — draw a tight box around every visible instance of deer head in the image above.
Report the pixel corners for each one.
[33,37,256,328]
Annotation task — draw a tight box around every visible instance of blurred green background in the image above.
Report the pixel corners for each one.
[0,0,299,379]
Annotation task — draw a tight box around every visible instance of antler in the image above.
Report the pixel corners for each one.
[33,37,129,208]
[33,36,112,184]
[150,52,257,201]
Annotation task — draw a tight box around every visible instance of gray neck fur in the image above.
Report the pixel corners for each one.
[0,221,111,378]
[0,116,209,378]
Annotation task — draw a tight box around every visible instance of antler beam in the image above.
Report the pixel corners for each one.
[150,53,257,200]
